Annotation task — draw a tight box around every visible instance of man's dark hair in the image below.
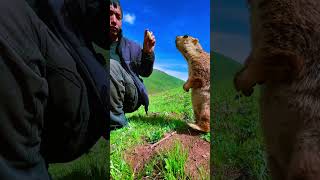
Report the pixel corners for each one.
[110,0,122,19]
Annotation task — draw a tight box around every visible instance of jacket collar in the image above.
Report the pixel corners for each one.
[117,35,130,60]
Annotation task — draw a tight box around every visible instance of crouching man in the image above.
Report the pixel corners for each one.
[109,0,156,129]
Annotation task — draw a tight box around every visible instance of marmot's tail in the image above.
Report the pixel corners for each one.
[187,123,210,133]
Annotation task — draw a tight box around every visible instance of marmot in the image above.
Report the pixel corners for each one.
[176,35,210,132]
[234,0,320,179]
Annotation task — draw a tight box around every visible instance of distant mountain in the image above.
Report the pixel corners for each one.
[212,52,242,83]
[142,69,185,94]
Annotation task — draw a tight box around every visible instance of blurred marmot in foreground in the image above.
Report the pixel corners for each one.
[234,0,320,179]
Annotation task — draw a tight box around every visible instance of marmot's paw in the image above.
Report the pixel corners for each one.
[187,123,210,133]
[234,69,254,97]
[183,84,190,92]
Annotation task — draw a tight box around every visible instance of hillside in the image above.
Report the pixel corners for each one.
[142,69,185,94]
[212,52,242,83]
[211,52,269,179]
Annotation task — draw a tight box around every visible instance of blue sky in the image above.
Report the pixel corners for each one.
[212,1,251,63]
[120,0,210,81]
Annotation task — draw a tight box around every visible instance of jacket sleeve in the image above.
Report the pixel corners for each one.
[136,49,155,77]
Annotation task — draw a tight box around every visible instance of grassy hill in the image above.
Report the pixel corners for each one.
[212,52,242,82]
[142,69,185,94]
[211,52,270,179]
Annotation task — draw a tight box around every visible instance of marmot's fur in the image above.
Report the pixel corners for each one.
[234,0,320,179]
[176,35,210,132]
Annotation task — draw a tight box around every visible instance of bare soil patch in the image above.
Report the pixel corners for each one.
[125,128,210,179]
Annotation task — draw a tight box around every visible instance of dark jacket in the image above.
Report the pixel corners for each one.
[0,0,88,179]
[35,0,109,163]
[117,35,155,113]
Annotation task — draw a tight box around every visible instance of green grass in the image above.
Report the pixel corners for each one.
[48,139,108,180]
[212,53,270,179]
[162,141,189,180]
[198,165,210,180]
[146,130,165,144]
[201,133,210,142]
[110,87,195,179]
[139,141,190,179]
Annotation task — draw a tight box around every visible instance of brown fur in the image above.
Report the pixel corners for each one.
[176,35,210,132]
[234,0,320,179]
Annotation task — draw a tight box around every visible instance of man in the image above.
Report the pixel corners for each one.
[0,0,99,179]
[32,0,109,163]
[0,0,108,179]
[109,0,156,129]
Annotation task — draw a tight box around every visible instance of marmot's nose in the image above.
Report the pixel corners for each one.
[183,35,188,38]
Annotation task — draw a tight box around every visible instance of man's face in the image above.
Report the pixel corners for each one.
[110,4,122,39]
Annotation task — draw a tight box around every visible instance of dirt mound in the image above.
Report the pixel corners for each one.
[124,129,210,179]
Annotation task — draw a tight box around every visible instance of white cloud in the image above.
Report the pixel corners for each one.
[163,70,188,82]
[123,13,136,25]
[155,63,188,69]
[154,63,188,81]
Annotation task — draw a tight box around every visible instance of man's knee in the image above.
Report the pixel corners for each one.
[110,59,124,78]
[109,59,140,115]
[123,82,139,113]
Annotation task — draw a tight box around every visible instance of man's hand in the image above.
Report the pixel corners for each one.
[143,29,156,53]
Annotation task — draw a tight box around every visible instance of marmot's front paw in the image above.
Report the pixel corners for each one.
[234,69,254,96]
[183,83,190,92]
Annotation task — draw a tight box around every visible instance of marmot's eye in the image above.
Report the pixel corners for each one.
[183,35,188,38]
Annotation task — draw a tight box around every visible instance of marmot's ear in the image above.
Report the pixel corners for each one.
[192,38,198,45]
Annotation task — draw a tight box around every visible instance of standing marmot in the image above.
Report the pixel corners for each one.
[176,35,210,132]
[234,0,320,179]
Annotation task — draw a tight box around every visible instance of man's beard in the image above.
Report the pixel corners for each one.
[109,29,122,44]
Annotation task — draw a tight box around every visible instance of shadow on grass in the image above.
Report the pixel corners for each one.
[51,163,110,180]
[49,139,109,180]
[128,113,205,137]
[51,166,108,180]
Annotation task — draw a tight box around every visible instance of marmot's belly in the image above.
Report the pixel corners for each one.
[191,88,210,112]
[260,86,302,168]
